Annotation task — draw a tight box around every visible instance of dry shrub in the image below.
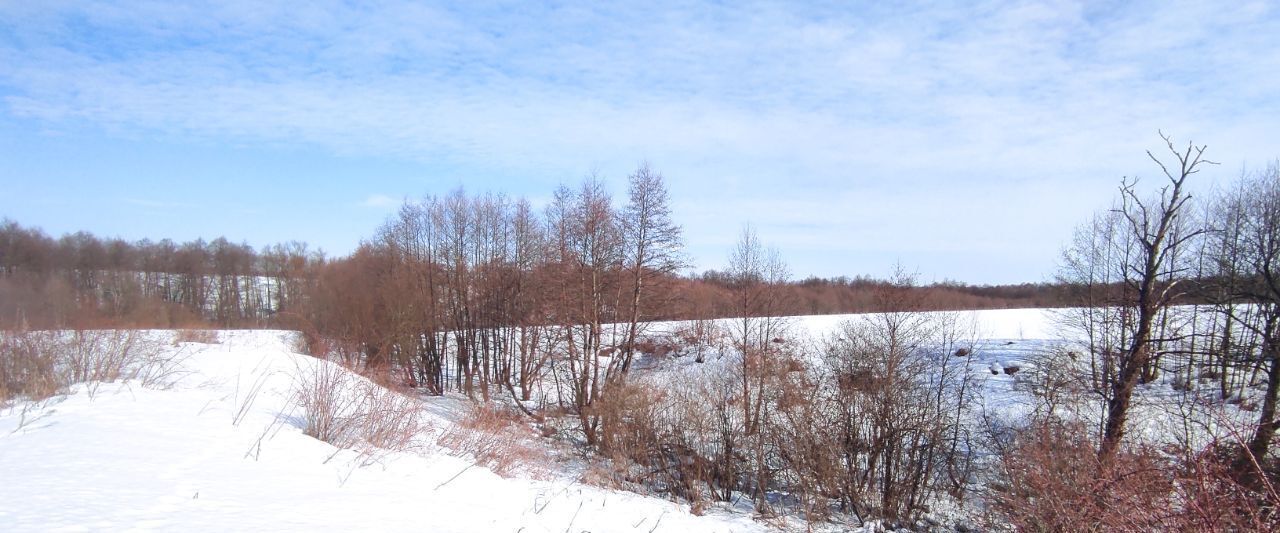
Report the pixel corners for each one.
[579,462,624,490]
[633,337,679,359]
[1,329,166,404]
[592,379,723,507]
[0,330,62,403]
[990,421,1175,531]
[993,421,1280,531]
[1175,444,1280,531]
[63,330,136,385]
[438,402,548,477]
[295,361,359,446]
[298,333,334,358]
[589,380,663,491]
[72,330,172,395]
[173,329,220,345]
[596,380,665,462]
[672,318,726,362]
[361,381,426,451]
[293,359,425,458]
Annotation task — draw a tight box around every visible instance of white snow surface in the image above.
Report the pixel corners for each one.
[1,307,1254,532]
[0,330,763,533]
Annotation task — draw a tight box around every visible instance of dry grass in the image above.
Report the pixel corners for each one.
[173,329,220,345]
[292,359,426,461]
[1,328,167,404]
[990,421,1176,531]
[438,402,550,478]
[0,330,63,403]
[991,420,1280,531]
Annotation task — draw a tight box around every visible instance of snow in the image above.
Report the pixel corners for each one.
[0,307,1260,531]
[0,331,763,533]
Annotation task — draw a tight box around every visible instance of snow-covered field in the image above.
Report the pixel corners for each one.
[0,331,762,533]
[0,308,1256,531]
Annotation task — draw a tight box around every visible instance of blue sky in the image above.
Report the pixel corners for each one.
[1,1,1278,284]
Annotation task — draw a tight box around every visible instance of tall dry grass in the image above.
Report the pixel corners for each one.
[1,328,173,404]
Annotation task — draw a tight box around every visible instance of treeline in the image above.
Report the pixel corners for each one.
[0,221,321,328]
[684,273,1067,316]
[0,207,1068,336]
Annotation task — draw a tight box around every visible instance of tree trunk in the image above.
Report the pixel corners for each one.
[1247,338,1280,461]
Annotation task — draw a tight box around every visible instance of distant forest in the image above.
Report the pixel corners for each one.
[0,216,1066,332]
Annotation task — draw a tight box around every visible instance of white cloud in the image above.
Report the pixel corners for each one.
[2,1,1278,282]
[359,194,399,209]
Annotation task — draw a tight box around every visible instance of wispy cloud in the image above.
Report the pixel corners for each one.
[2,1,1277,282]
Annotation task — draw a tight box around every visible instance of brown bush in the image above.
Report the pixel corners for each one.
[596,380,665,462]
[0,330,62,403]
[990,421,1175,531]
[2,329,165,404]
[993,421,1280,531]
[173,329,220,345]
[671,318,726,363]
[590,377,730,507]
[438,402,548,478]
[631,337,679,359]
[1175,444,1280,531]
[294,361,363,447]
[293,359,426,458]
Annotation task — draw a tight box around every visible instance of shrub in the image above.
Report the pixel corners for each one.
[1,328,164,404]
[991,420,1280,531]
[590,376,732,507]
[672,318,726,363]
[63,330,150,388]
[295,360,360,446]
[0,330,62,403]
[1175,443,1280,531]
[989,421,1174,531]
[438,402,548,477]
[293,359,426,458]
[173,329,220,345]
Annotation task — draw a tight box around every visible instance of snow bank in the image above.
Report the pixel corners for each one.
[0,331,762,532]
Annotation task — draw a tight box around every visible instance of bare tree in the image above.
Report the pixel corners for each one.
[726,225,790,511]
[545,177,623,445]
[619,163,684,373]
[1097,132,1213,463]
[1212,162,1280,462]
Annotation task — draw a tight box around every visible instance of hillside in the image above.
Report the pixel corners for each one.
[0,330,762,532]
[1,308,1270,531]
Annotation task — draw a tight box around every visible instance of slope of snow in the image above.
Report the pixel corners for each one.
[0,331,763,533]
[1,308,1257,531]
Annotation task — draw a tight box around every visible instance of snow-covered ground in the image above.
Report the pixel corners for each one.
[0,331,763,533]
[0,308,1259,531]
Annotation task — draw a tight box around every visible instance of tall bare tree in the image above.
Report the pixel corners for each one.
[1097,133,1212,463]
[546,178,623,445]
[619,163,684,373]
[726,225,790,510]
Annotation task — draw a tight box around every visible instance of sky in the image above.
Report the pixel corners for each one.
[1,1,1278,284]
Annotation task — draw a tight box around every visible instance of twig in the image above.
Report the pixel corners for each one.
[648,510,666,533]
[435,464,475,491]
[564,501,583,533]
